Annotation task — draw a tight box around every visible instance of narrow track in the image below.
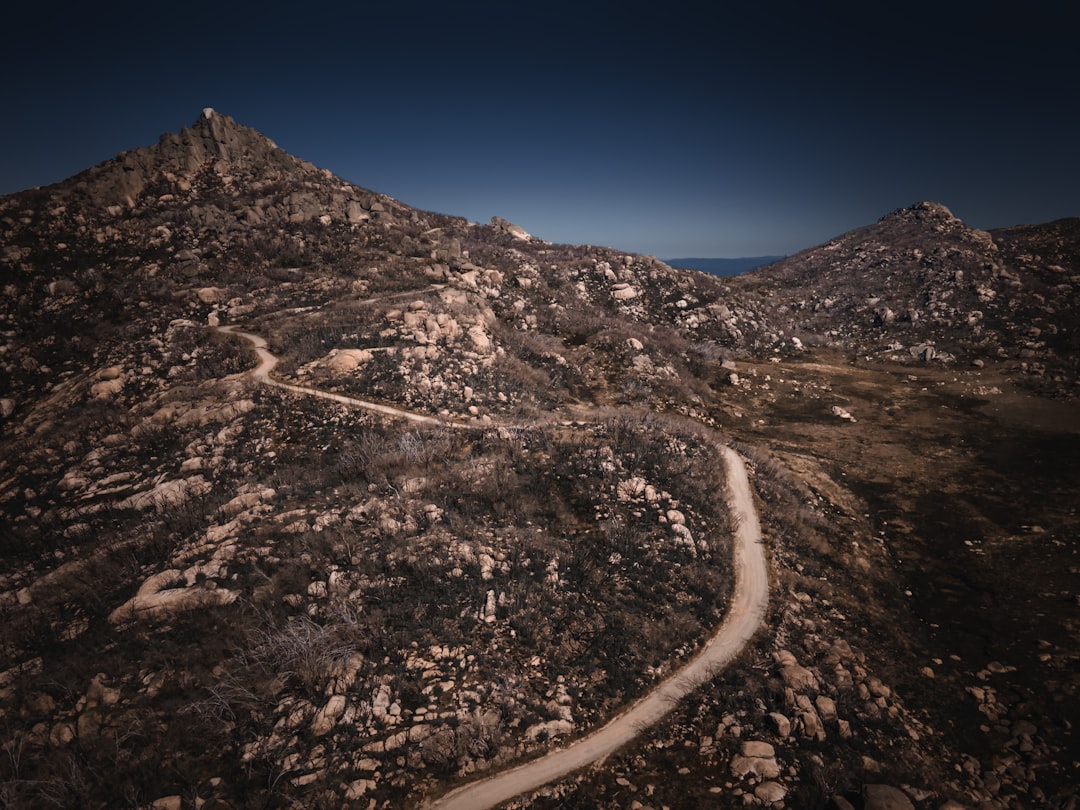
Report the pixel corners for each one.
[218,325,467,429]
[425,444,767,809]
[218,322,769,809]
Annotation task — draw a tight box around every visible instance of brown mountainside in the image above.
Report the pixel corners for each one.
[729,201,1080,394]
[0,113,1077,809]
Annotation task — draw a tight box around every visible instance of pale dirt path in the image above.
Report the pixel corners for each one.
[217,325,468,429]
[424,445,767,809]
[218,323,770,809]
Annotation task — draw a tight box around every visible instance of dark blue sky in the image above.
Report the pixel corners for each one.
[2,1,1076,257]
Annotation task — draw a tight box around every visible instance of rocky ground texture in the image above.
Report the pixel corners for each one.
[1,111,1077,808]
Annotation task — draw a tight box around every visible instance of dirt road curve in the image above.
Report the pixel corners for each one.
[218,325,459,428]
[218,323,769,809]
[424,445,767,809]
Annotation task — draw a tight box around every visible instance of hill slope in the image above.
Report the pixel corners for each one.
[727,201,1080,395]
[1,113,1077,809]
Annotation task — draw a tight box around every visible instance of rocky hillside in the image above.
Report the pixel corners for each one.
[728,201,1080,396]
[1,112,1077,809]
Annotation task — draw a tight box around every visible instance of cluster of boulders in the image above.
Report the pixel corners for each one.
[727,201,1079,394]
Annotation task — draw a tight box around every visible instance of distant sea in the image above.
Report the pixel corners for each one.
[664,256,784,277]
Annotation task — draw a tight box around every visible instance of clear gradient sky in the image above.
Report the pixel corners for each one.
[2,1,1076,257]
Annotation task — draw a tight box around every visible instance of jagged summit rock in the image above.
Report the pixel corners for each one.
[490,216,531,240]
[871,200,983,244]
[61,108,300,209]
[879,200,960,225]
[178,106,280,162]
[1,109,420,265]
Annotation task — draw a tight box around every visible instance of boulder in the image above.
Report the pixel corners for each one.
[174,399,255,427]
[108,568,237,623]
[781,663,819,692]
[90,377,125,399]
[119,476,212,511]
[345,779,376,799]
[346,201,370,224]
[312,695,347,736]
[524,718,572,741]
[468,324,492,353]
[196,287,226,304]
[863,784,915,810]
[730,752,780,779]
[325,348,373,373]
[815,694,837,723]
[741,740,774,758]
[755,782,787,804]
[666,509,686,525]
[617,477,647,501]
[800,708,825,740]
[490,216,530,240]
[769,712,791,737]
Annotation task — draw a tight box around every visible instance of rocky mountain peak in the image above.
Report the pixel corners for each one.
[872,200,997,256]
[181,107,280,163]
[880,200,959,225]
[55,109,301,210]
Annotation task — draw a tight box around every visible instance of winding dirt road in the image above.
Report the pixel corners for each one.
[218,323,769,809]
[218,325,464,429]
[425,444,767,809]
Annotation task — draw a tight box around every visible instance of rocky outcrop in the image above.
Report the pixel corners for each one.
[730,740,781,779]
[109,569,237,623]
[726,201,1080,392]
[118,475,211,511]
[65,109,298,209]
